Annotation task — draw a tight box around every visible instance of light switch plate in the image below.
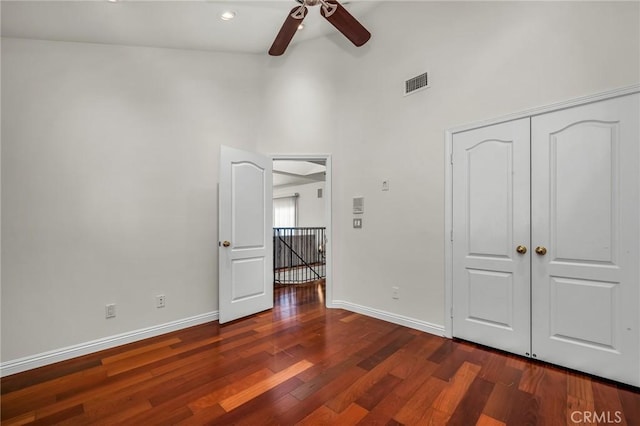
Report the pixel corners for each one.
[353,218,362,229]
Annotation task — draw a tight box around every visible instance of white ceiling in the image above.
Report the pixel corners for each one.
[273,160,325,176]
[273,160,326,187]
[1,0,380,55]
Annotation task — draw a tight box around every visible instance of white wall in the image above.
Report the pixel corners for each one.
[1,1,639,367]
[261,2,640,329]
[1,38,265,362]
[273,182,326,228]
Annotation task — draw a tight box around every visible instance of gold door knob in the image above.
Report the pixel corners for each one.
[516,245,527,254]
[535,246,547,255]
[222,241,231,247]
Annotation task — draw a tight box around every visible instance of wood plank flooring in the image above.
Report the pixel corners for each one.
[2,282,639,425]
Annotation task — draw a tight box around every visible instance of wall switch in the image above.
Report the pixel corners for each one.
[382,179,390,191]
[156,295,166,308]
[105,304,116,319]
[392,287,400,300]
[353,218,363,229]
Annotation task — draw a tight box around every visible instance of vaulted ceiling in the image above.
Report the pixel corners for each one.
[1,1,379,55]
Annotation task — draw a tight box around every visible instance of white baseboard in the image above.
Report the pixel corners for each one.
[331,300,446,337]
[0,311,219,377]
[1,304,442,377]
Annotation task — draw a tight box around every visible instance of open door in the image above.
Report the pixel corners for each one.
[219,146,273,324]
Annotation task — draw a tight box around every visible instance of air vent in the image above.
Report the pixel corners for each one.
[404,72,429,96]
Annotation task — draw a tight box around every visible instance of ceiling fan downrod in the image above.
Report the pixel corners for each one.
[291,0,336,19]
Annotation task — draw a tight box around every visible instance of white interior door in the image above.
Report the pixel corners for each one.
[219,145,273,324]
[531,94,640,386]
[452,118,531,356]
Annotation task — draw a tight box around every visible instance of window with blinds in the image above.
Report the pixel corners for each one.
[273,195,298,227]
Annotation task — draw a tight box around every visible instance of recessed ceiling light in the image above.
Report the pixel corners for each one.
[108,0,119,3]
[220,11,236,21]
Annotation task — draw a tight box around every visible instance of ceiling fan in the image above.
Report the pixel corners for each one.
[269,0,371,56]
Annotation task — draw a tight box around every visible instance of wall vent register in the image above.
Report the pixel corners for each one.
[404,72,429,96]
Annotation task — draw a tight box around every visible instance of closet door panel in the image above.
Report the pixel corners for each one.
[452,118,531,356]
[531,93,639,387]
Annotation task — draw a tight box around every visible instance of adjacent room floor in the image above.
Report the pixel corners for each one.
[1,282,639,425]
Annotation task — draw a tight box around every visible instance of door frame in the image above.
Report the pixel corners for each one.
[271,154,333,307]
[444,84,640,338]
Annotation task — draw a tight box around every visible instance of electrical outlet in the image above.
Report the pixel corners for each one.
[156,295,166,308]
[382,179,390,191]
[105,304,116,319]
[392,287,400,300]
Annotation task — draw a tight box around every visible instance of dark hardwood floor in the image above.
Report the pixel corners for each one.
[2,282,639,425]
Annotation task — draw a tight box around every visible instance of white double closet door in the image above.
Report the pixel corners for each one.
[452,93,639,387]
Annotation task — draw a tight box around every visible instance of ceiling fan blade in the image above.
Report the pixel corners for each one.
[320,1,371,47]
[269,6,308,56]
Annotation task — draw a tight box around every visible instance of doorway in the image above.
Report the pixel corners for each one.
[218,149,332,324]
[272,155,333,307]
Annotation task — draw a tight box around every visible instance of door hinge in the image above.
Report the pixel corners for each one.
[450,153,454,165]
[450,229,454,242]
[450,306,454,318]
